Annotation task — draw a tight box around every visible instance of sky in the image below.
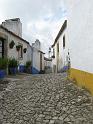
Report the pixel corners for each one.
[0,0,67,56]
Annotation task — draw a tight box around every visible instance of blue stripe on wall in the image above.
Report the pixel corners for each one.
[0,70,6,79]
[32,66,39,74]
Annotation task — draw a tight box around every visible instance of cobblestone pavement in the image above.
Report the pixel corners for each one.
[0,73,93,124]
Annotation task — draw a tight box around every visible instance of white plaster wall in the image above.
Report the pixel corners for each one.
[32,48,40,71]
[52,28,69,72]
[32,40,41,50]
[65,0,93,73]
[42,54,45,70]
[52,45,57,73]
[2,20,22,37]
[58,29,69,71]
[49,61,52,67]
[27,45,32,62]
[0,28,28,65]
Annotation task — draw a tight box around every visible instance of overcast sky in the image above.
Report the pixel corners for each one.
[0,0,67,56]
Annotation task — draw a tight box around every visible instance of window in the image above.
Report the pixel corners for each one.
[57,43,59,53]
[19,44,23,59]
[63,35,65,48]
[53,48,55,56]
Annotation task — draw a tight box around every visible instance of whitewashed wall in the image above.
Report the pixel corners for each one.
[52,45,57,73]
[42,54,45,71]
[2,19,22,37]
[27,45,32,62]
[58,30,69,72]
[64,0,93,73]
[52,28,69,72]
[32,48,40,72]
[0,28,28,65]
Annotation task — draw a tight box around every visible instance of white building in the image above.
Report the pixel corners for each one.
[27,44,32,62]
[32,40,45,74]
[51,20,69,73]
[2,18,22,37]
[44,57,52,68]
[64,0,93,94]
[0,18,31,72]
[32,39,41,50]
[0,18,46,75]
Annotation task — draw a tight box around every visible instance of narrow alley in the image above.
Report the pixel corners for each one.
[0,73,93,124]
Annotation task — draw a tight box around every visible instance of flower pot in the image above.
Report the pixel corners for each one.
[16,48,20,51]
[52,55,55,58]
[9,68,17,75]
[0,70,6,79]
[9,40,15,49]
[62,66,68,72]
[19,65,25,73]
[23,48,27,53]
[26,66,32,74]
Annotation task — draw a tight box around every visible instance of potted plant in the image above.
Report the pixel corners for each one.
[0,58,8,79]
[19,64,25,73]
[23,48,27,53]
[52,55,55,58]
[9,40,15,49]
[25,61,32,73]
[8,58,18,75]
[16,45,21,51]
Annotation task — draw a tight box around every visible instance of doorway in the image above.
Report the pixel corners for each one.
[40,53,42,71]
[0,39,4,58]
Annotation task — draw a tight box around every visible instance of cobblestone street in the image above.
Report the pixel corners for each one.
[0,73,93,124]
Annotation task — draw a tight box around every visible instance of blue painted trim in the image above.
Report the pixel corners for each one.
[62,66,68,71]
[9,68,17,75]
[0,70,6,79]
[19,65,25,73]
[32,66,39,74]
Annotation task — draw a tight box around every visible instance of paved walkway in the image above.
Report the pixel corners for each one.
[0,73,93,124]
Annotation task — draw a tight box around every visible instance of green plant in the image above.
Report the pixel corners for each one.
[8,58,18,68]
[9,40,15,49]
[23,48,27,53]
[0,58,8,69]
[16,45,21,51]
[25,61,31,69]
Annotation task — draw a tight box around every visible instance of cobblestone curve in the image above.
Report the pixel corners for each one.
[0,73,93,124]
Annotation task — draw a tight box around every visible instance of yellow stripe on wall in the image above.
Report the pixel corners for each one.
[69,68,93,95]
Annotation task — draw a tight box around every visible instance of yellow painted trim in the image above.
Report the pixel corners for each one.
[69,68,93,95]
